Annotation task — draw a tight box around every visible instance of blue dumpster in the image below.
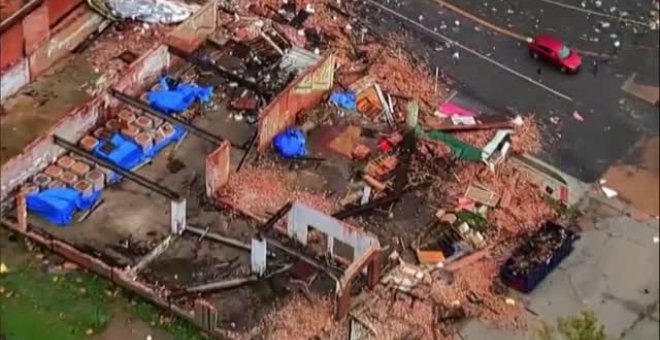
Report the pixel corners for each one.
[500,221,578,294]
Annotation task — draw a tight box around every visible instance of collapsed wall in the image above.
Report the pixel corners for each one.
[0,2,350,338]
[1,0,108,100]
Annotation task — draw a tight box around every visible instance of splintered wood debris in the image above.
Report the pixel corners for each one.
[203,0,560,338]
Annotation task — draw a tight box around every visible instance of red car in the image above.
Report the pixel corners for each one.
[529,34,582,73]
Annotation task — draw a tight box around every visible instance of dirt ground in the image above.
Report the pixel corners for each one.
[0,227,200,340]
[603,136,660,217]
[92,312,172,340]
[8,43,317,336]
[25,126,199,265]
[25,86,253,266]
[0,55,100,164]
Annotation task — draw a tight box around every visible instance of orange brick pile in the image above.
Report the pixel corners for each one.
[431,258,529,331]
[259,294,341,339]
[252,0,447,116]
[443,162,558,233]
[83,22,171,72]
[217,1,553,338]
[367,288,438,339]
[218,165,337,217]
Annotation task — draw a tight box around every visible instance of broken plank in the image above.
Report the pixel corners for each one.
[263,236,341,283]
[126,234,177,278]
[77,199,105,222]
[465,182,500,207]
[182,263,293,294]
[186,225,251,252]
[349,312,378,337]
[424,120,514,132]
[416,249,445,265]
[362,174,387,191]
[184,275,259,293]
[444,247,491,272]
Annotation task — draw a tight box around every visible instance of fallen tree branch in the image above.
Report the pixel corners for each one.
[349,312,378,337]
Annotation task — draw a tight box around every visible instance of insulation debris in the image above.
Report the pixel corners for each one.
[4,0,579,339]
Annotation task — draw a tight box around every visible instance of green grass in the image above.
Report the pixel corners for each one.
[124,296,207,340]
[0,266,110,340]
[0,264,205,340]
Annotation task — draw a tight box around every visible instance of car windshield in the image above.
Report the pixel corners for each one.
[557,45,571,59]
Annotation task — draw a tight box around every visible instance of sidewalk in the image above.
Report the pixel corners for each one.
[461,212,659,339]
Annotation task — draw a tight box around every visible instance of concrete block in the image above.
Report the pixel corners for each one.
[134,116,154,131]
[72,179,93,197]
[58,171,79,186]
[32,173,53,188]
[84,169,105,191]
[121,125,140,139]
[134,132,153,153]
[44,165,64,178]
[79,135,99,152]
[70,161,91,177]
[56,155,76,169]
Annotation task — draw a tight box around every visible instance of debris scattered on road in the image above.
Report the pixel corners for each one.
[601,186,619,198]
[572,110,585,122]
[3,0,605,338]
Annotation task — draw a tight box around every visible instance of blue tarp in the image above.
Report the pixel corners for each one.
[27,118,187,226]
[273,128,307,158]
[144,125,186,159]
[26,188,102,226]
[100,134,143,170]
[329,91,356,111]
[92,125,186,183]
[147,76,213,114]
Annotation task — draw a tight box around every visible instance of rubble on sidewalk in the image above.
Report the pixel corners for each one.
[223,0,562,333]
[3,1,581,339]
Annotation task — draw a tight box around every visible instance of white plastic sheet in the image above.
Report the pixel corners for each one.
[108,0,200,24]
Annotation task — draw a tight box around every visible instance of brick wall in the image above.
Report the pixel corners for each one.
[205,141,231,198]
[257,54,335,150]
[0,0,98,101]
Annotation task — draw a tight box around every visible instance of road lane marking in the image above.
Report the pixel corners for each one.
[365,0,575,102]
[431,0,530,42]
[432,0,608,57]
[538,0,655,28]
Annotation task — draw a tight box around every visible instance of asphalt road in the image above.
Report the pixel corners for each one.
[460,213,659,339]
[357,0,660,182]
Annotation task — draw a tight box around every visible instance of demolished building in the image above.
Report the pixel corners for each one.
[1,1,579,339]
